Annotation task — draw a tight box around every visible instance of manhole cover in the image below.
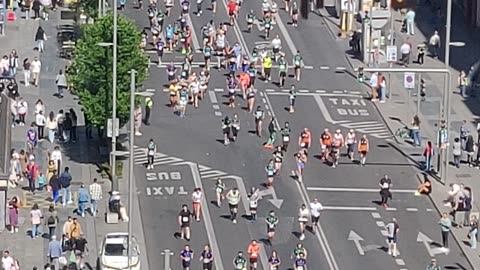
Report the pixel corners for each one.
[455,174,472,178]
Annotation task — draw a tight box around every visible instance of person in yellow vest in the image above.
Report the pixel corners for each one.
[262,53,273,82]
[144,96,154,126]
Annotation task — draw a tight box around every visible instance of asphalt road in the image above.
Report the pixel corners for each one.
[119,0,474,269]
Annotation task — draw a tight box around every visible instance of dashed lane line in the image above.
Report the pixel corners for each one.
[376,221,385,227]
[371,212,381,219]
[306,187,417,193]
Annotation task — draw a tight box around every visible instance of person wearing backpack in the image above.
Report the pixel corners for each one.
[59,167,73,207]
[45,205,59,238]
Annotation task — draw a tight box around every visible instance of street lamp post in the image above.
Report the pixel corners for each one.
[111,0,119,192]
[127,69,153,270]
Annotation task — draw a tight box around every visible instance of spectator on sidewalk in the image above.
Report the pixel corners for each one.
[32,0,42,20]
[8,196,20,233]
[89,178,102,217]
[458,70,468,98]
[68,218,82,239]
[56,110,65,142]
[469,215,478,249]
[416,43,426,65]
[0,55,9,76]
[49,174,61,203]
[30,203,43,239]
[23,58,31,86]
[45,204,59,238]
[423,141,434,171]
[400,40,411,67]
[429,31,441,58]
[410,115,421,146]
[465,135,476,167]
[452,137,462,168]
[47,235,63,270]
[27,158,39,193]
[10,98,18,127]
[23,0,32,19]
[63,112,73,143]
[438,212,452,250]
[460,120,469,148]
[19,149,28,177]
[8,50,19,77]
[27,123,38,154]
[77,184,90,217]
[17,97,28,126]
[50,146,62,174]
[405,9,415,35]
[62,216,73,238]
[55,70,67,98]
[36,111,46,139]
[46,112,57,143]
[377,72,386,103]
[59,167,73,207]
[69,108,78,142]
[461,186,472,227]
[2,251,15,270]
[31,57,42,87]
[34,26,46,52]
[369,72,378,101]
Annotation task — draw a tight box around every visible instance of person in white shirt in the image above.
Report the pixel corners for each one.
[310,198,323,233]
[192,188,203,222]
[400,41,411,67]
[30,57,42,87]
[35,110,46,139]
[429,31,441,58]
[50,146,62,175]
[346,129,357,160]
[16,98,28,126]
[369,72,378,101]
[2,251,14,270]
[0,55,9,76]
[298,204,309,240]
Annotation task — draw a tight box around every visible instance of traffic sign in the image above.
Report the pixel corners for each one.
[404,72,415,89]
[386,46,397,62]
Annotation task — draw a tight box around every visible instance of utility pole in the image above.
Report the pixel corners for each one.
[386,0,394,98]
[111,0,119,191]
[368,4,373,66]
[127,69,136,270]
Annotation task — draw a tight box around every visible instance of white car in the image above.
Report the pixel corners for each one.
[98,232,141,270]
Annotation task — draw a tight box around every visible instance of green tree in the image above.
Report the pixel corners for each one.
[69,13,148,128]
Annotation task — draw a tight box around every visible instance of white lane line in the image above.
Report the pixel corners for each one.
[353,127,390,132]
[381,230,388,236]
[350,91,361,94]
[262,98,267,104]
[214,111,223,117]
[146,88,156,92]
[386,208,397,211]
[259,92,265,97]
[267,111,272,116]
[265,89,275,92]
[212,105,220,110]
[426,208,434,212]
[282,89,290,92]
[162,88,169,92]
[316,90,326,93]
[214,88,224,92]
[265,104,269,110]
[265,0,298,61]
[405,208,418,212]
[320,66,330,70]
[376,221,385,227]
[200,170,228,179]
[198,165,211,171]
[183,12,201,52]
[371,212,381,219]
[307,187,416,193]
[180,163,225,270]
[208,91,218,104]
[322,206,377,211]
[332,90,343,94]
[336,67,347,71]
[299,89,309,93]
[342,121,382,126]
[268,92,363,98]
[314,95,336,125]
[304,65,314,70]
[396,259,406,266]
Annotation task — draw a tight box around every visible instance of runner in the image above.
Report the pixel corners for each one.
[293,253,307,270]
[248,187,261,221]
[247,240,260,270]
[297,204,309,240]
[265,159,276,188]
[385,218,399,257]
[292,149,307,182]
[331,129,344,168]
[320,128,332,160]
[246,86,256,113]
[231,113,240,141]
[178,204,192,241]
[379,174,392,208]
[265,210,279,244]
[222,116,232,145]
[199,245,214,270]
[239,71,250,99]
[289,85,296,113]
[291,243,307,259]
[178,86,189,118]
[298,128,312,149]
[227,0,238,26]
[278,56,288,87]
[269,250,281,270]
[272,146,284,174]
[246,10,255,32]
[180,245,194,270]
[254,106,265,137]
[358,134,369,166]
[262,53,273,81]
[346,129,357,161]
[146,139,157,170]
[192,188,202,221]
[203,43,213,71]
[199,71,209,99]
[215,178,226,207]
[291,2,299,27]
[248,63,257,88]
[309,198,323,234]
[233,251,247,270]
[226,188,241,223]
[271,35,282,62]
[264,117,277,149]
[226,74,238,108]
[281,122,291,151]
[292,50,303,81]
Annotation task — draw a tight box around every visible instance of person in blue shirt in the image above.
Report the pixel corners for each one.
[77,184,90,218]
[293,253,306,270]
[180,245,194,270]
[199,245,214,270]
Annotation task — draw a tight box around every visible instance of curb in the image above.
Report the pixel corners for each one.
[416,173,479,270]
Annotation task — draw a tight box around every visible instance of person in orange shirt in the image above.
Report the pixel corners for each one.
[239,72,250,99]
[247,240,260,270]
[298,128,311,149]
[358,134,369,166]
[320,128,332,160]
[227,0,238,25]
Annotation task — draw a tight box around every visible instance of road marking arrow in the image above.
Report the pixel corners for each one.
[348,230,365,255]
[161,249,174,270]
[258,188,284,209]
[416,232,450,256]
[254,19,265,32]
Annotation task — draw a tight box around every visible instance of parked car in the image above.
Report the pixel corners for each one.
[97,232,141,270]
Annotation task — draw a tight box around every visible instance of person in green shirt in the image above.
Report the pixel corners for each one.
[426,258,441,270]
[266,210,279,243]
[264,117,277,149]
[233,251,247,270]
[293,51,303,81]
[281,122,291,151]
[278,56,288,87]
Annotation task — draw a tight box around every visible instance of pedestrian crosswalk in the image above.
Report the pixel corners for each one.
[339,121,392,139]
[133,146,232,179]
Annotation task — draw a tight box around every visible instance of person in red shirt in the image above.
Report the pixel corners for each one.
[227,0,238,25]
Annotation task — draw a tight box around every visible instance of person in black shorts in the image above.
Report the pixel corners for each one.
[178,204,192,241]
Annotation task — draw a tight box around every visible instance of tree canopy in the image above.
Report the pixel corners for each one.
[69,13,148,128]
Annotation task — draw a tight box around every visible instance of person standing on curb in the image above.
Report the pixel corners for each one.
[89,178,102,217]
[423,141,434,172]
[144,96,153,125]
[47,235,63,270]
[469,215,478,249]
[452,137,462,168]
[458,70,468,98]
[55,70,67,98]
[438,212,452,251]
[429,31,441,59]
[405,9,415,35]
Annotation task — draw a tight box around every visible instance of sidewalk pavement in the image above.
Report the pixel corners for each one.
[0,11,148,270]
[320,2,480,268]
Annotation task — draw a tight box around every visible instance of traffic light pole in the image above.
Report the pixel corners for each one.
[363,67,451,185]
[416,74,422,116]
